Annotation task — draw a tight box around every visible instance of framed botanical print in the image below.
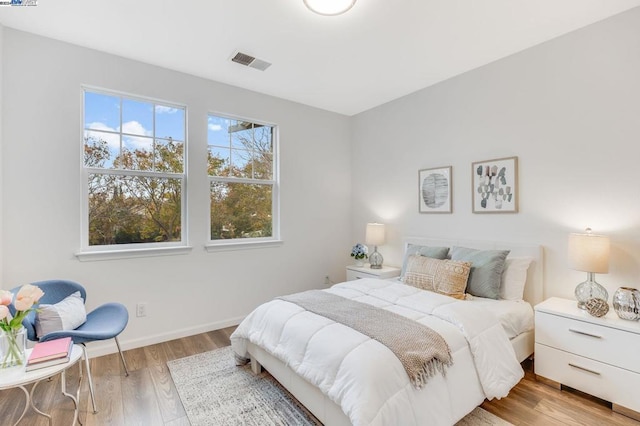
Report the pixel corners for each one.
[472,156,518,213]
[419,166,452,213]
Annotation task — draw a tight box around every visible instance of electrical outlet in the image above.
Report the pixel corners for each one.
[136,302,147,317]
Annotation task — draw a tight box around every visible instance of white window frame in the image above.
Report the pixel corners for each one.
[77,86,190,261]
[205,112,281,251]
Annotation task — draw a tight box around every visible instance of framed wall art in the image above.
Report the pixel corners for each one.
[472,156,518,213]
[419,166,452,213]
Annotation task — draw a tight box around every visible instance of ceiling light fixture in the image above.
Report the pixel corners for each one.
[303,0,356,16]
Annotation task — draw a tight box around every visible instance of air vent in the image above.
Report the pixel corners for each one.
[231,52,255,66]
[231,51,272,71]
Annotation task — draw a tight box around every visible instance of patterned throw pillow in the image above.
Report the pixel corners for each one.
[402,255,472,300]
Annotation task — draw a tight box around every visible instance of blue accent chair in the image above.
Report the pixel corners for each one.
[10,279,129,413]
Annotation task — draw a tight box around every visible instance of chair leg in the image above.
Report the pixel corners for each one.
[114,336,129,377]
[81,344,99,414]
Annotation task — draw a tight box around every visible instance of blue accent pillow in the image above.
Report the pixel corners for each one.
[401,244,449,278]
[449,246,510,299]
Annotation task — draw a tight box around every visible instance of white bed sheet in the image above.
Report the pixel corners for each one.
[465,295,534,339]
[388,278,534,340]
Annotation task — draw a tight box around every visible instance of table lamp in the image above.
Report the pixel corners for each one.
[366,223,385,269]
[568,228,610,310]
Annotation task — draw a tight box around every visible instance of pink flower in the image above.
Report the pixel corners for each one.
[14,284,44,311]
[0,290,12,306]
[0,305,8,321]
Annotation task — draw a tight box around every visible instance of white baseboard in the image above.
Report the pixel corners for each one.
[85,315,245,359]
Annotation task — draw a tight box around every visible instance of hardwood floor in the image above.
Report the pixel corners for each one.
[482,359,639,426]
[0,328,638,425]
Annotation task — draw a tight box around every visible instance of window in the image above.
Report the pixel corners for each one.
[81,88,186,251]
[207,114,279,244]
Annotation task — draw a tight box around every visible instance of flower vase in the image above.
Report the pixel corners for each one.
[355,259,365,267]
[1,327,26,369]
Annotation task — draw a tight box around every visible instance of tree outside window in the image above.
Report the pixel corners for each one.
[207,114,278,242]
[83,89,186,248]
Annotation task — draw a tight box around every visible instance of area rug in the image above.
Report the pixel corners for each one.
[168,346,512,426]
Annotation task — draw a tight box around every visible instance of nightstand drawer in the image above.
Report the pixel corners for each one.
[535,343,640,413]
[346,270,364,280]
[345,265,400,281]
[536,311,640,373]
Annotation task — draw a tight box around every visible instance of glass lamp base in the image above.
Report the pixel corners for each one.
[575,278,608,310]
[369,250,383,270]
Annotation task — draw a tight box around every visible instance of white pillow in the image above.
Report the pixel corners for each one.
[499,257,533,301]
[35,291,87,339]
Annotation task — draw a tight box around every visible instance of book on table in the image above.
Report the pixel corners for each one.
[26,337,73,372]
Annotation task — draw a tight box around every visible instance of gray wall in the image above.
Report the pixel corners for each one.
[1,29,352,355]
[351,7,640,301]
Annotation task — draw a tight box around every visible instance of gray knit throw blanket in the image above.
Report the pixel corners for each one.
[278,290,453,389]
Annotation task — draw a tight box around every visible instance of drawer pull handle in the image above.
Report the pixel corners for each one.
[568,328,602,339]
[568,363,601,376]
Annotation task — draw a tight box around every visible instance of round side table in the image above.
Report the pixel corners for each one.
[0,344,84,425]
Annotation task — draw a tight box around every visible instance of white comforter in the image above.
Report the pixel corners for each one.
[231,279,524,426]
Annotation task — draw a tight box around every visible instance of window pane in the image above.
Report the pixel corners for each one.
[84,92,119,130]
[119,136,154,171]
[155,139,184,173]
[122,99,153,136]
[89,174,182,246]
[230,122,253,149]
[208,146,229,176]
[208,115,230,147]
[155,105,185,141]
[230,149,251,178]
[84,130,118,168]
[254,153,273,180]
[254,125,273,153]
[210,182,272,240]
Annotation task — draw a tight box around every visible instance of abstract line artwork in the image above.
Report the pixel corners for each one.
[419,166,452,213]
[471,156,518,213]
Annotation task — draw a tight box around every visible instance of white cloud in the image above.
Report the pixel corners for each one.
[122,120,151,137]
[155,105,179,114]
[85,122,119,149]
[84,121,153,151]
[121,121,152,150]
[87,122,114,132]
[208,123,222,131]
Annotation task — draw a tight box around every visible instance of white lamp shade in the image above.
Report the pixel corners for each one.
[365,223,385,246]
[303,0,356,15]
[568,232,610,273]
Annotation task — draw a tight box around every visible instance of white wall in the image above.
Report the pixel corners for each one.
[1,29,352,355]
[351,7,640,301]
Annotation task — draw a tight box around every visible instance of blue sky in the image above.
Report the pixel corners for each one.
[83,91,274,151]
[84,90,271,174]
[84,91,185,143]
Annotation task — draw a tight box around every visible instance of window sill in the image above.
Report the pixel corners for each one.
[205,239,284,252]
[75,246,193,262]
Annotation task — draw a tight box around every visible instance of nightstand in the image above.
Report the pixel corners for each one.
[346,265,400,281]
[535,297,640,421]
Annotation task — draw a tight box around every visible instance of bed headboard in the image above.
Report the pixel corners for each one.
[403,237,544,306]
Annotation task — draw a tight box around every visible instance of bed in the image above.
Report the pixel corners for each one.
[231,237,543,425]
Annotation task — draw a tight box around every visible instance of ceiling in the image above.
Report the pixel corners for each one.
[1,0,640,116]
